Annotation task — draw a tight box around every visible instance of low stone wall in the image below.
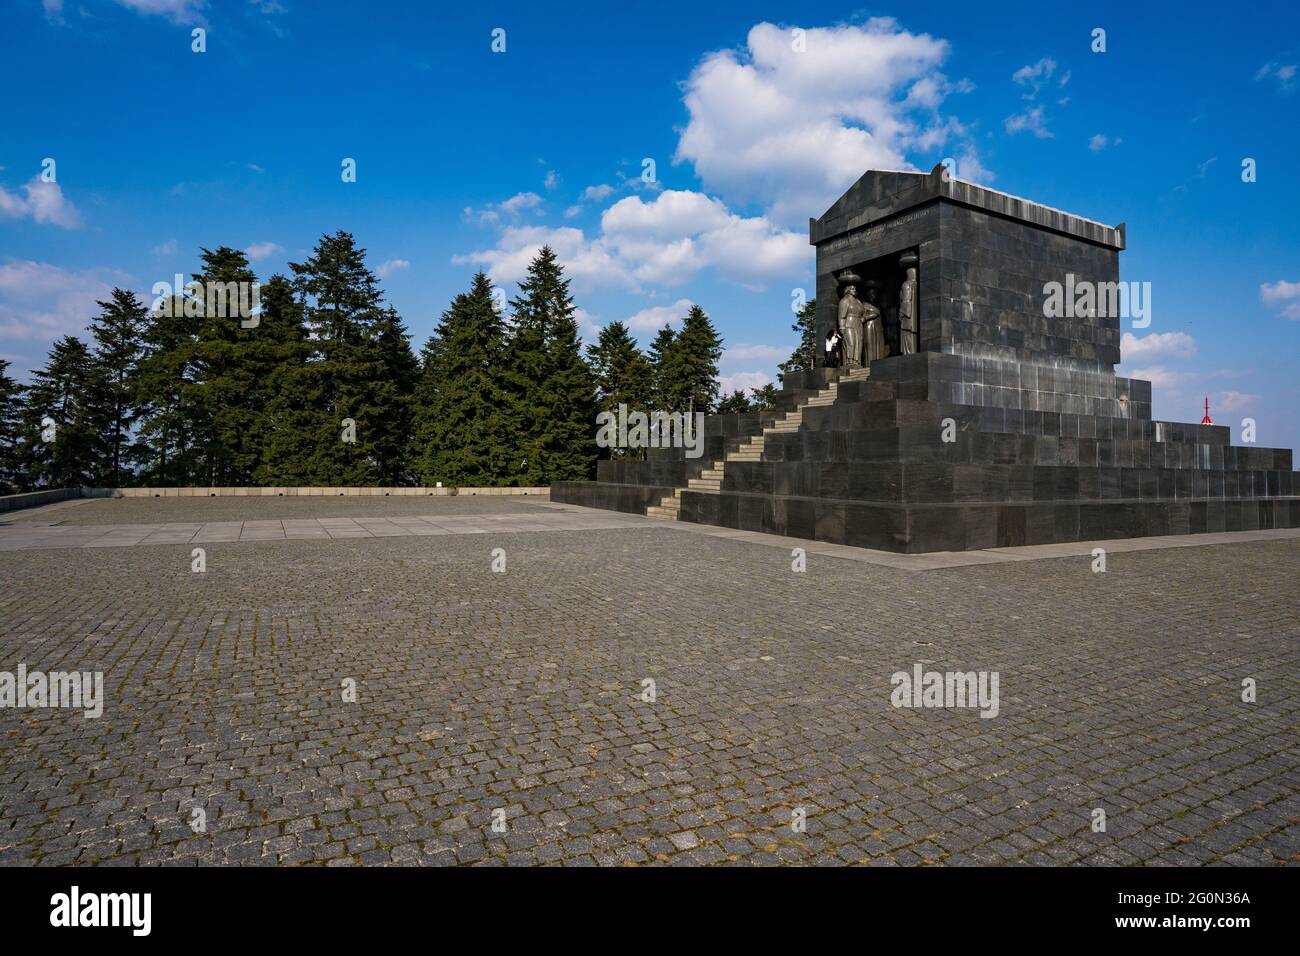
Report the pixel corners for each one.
[112,486,548,497]
[0,486,549,513]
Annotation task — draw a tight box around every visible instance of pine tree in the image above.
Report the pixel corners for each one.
[17,336,102,488]
[413,273,513,486]
[0,360,25,493]
[586,320,652,460]
[503,246,595,484]
[87,287,148,486]
[371,307,419,484]
[778,297,817,383]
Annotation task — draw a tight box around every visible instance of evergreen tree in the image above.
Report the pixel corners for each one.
[749,382,778,410]
[778,297,817,383]
[0,360,25,493]
[288,231,407,485]
[413,273,513,485]
[17,336,102,488]
[186,247,264,485]
[647,324,677,411]
[87,287,148,486]
[716,389,752,414]
[249,275,312,484]
[660,305,723,414]
[371,307,419,484]
[586,320,652,460]
[504,246,595,484]
[134,282,200,485]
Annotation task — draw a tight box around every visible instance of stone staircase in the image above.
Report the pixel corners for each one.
[646,369,870,521]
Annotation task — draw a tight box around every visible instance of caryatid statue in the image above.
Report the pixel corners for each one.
[898,250,919,356]
[861,281,886,365]
[836,272,866,369]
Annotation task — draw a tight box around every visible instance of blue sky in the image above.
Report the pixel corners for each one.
[3,0,1298,452]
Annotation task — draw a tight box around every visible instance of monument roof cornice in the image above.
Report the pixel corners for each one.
[809,164,1126,251]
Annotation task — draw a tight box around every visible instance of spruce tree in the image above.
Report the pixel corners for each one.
[413,273,513,486]
[0,360,25,493]
[17,336,102,488]
[87,287,147,486]
[135,282,200,485]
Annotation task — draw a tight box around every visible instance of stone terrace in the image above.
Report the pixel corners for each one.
[0,496,1295,866]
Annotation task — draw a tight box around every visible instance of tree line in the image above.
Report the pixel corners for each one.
[0,233,815,492]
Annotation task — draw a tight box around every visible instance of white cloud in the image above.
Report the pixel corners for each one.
[581,184,616,202]
[624,299,694,332]
[1260,279,1300,319]
[673,18,985,224]
[1012,57,1057,97]
[1004,105,1052,138]
[464,191,544,225]
[544,170,560,191]
[0,176,81,228]
[43,0,64,22]
[718,371,773,396]
[245,241,283,261]
[1216,390,1260,412]
[1121,331,1196,360]
[114,0,206,24]
[726,343,786,363]
[456,189,809,291]
[1255,61,1297,93]
[1088,134,1109,152]
[1125,365,1187,390]
[0,261,134,357]
[152,239,178,257]
[377,258,410,278]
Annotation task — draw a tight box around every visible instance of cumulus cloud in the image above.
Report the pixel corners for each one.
[673,18,984,224]
[1260,279,1300,319]
[456,189,808,291]
[581,184,616,202]
[463,191,545,226]
[0,176,82,228]
[1121,331,1196,360]
[377,258,410,279]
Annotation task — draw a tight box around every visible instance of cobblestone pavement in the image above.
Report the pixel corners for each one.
[0,505,1296,866]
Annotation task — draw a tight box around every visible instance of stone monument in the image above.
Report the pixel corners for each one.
[553,164,1300,552]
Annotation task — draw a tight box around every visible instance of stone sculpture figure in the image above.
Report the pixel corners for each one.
[837,272,866,369]
[862,284,886,365]
[898,253,918,355]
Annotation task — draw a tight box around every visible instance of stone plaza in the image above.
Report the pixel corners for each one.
[0,494,1295,866]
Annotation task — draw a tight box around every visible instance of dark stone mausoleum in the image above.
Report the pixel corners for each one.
[552,166,1300,552]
